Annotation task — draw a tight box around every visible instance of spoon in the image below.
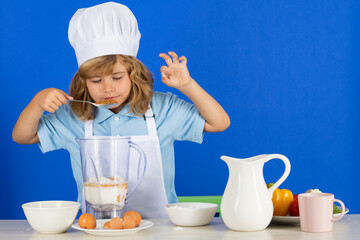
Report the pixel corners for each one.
[69,99,118,108]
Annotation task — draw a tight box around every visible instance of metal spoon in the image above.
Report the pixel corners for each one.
[69,99,118,108]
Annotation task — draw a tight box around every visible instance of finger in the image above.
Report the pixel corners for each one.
[58,90,73,100]
[159,53,173,66]
[168,51,179,63]
[160,66,168,75]
[179,56,187,64]
[45,108,55,113]
[161,72,167,80]
[160,66,170,82]
[161,73,171,86]
[52,96,63,107]
[45,103,57,113]
[56,94,69,105]
[51,103,60,110]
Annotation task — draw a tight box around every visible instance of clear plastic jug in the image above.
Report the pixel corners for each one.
[76,136,146,219]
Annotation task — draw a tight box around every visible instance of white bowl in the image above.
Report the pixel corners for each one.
[22,200,80,234]
[165,202,218,227]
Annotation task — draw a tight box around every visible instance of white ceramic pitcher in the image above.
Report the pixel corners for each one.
[220,154,291,231]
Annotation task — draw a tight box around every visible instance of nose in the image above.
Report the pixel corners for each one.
[103,80,115,93]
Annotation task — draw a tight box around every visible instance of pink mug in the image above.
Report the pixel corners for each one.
[298,193,346,232]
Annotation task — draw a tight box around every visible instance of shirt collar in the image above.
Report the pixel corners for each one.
[94,104,140,123]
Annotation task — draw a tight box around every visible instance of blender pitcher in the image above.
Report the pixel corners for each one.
[76,136,146,219]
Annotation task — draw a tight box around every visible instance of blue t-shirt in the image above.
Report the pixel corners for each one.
[37,91,205,204]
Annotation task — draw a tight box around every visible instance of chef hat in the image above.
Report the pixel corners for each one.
[68,2,141,66]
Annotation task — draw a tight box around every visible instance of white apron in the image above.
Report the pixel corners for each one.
[83,107,169,218]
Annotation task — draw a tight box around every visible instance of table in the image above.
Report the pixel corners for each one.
[1,215,359,240]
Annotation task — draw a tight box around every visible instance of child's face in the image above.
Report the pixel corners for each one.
[86,60,131,113]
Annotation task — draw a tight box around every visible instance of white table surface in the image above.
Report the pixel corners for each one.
[1,215,359,240]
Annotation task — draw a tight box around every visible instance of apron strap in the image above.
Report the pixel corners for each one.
[144,108,157,137]
[85,120,93,137]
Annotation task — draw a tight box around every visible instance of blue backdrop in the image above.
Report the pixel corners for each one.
[1,0,359,219]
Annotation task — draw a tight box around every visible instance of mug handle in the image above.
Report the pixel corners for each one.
[332,199,346,222]
[266,154,291,197]
[127,141,147,198]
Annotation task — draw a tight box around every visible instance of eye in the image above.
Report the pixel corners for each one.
[113,76,123,80]
[89,79,101,83]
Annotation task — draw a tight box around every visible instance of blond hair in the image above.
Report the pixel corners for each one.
[69,55,153,121]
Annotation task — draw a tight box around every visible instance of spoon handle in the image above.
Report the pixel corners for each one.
[69,99,95,105]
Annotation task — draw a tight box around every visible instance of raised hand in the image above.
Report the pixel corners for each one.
[159,51,194,91]
[159,51,230,133]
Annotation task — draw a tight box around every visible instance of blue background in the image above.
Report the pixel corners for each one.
[1,0,359,219]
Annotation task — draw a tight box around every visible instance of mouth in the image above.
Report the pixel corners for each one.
[104,96,119,100]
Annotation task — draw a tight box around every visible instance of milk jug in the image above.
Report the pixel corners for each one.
[220,154,291,231]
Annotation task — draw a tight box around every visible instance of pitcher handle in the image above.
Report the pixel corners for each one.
[332,199,346,222]
[266,154,291,197]
[127,141,147,198]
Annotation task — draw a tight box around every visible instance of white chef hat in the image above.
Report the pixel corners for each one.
[68,2,141,66]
